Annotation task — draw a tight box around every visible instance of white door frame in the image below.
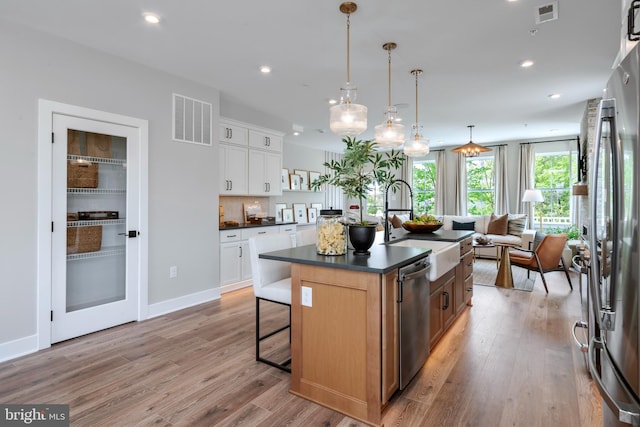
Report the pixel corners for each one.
[37,99,149,350]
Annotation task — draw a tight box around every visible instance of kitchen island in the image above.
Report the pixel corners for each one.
[260,243,431,426]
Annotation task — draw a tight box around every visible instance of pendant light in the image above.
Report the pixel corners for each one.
[404,69,430,157]
[329,2,367,137]
[451,125,491,157]
[374,42,405,148]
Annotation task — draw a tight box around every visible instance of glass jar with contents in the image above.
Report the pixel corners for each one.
[316,209,347,255]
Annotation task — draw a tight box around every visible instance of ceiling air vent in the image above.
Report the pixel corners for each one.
[535,1,558,24]
[173,93,212,146]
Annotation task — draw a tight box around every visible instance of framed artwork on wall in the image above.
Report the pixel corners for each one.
[307,207,317,224]
[308,171,321,191]
[311,203,323,212]
[281,168,290,190]
[282,208,294,223]
[293,203,307,224]
[289,174,301,191]
[294,169,309,190]
[274,203,287,222]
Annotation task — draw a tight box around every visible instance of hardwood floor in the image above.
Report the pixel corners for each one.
[0,269,601,426]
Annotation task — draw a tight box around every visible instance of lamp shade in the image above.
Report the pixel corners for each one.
[522,189,544,203]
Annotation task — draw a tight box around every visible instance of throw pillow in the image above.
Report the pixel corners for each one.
[452,220,475,231]
[507,215,527,237]
[390,214,403,229]
[486,213,509,235]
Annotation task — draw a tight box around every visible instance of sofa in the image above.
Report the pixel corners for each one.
[389,213,535,260]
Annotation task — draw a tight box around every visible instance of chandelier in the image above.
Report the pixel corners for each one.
[329,2,367,137]
[403,69,430,157]
[451,125,491,157]
[374,42,405,148]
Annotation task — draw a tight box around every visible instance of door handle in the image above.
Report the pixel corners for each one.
[118,230,139,238]
[442,291,449,310]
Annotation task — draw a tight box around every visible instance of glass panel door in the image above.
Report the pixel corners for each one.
[66,129,127,311]
[52,114,139,343]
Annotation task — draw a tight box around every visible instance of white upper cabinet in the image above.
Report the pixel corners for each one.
[248,150,282,196]
[219,119,249,146]
[219,143,248,195]
[249,129,283,153]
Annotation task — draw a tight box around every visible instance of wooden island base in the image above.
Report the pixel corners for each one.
[289,263,398,426]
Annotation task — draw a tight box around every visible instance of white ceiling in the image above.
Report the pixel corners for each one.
[1,0,622,152]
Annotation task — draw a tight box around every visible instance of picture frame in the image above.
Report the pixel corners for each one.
[307,207,318,224]
[281,168,290,190]
[294,169,309,191]
[293,203,308,224]
[308,171,321,191]
[311,203,323,212]
[274,203,287,223]
[243,202,262,223]
[282,208,294,223]
[289,173,301,191]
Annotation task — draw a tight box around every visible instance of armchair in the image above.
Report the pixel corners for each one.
[509,233,572,293]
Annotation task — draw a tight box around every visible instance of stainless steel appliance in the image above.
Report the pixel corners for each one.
[588,41,640,426]
[398,257,431,389]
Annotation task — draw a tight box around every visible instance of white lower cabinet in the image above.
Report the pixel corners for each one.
[219,225,293,294]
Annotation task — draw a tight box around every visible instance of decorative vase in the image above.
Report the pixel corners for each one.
[349,224,377,255]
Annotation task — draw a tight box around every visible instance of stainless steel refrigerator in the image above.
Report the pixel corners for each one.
[589,42,640,426]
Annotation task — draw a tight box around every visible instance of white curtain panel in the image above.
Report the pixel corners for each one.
[324,151,345,211]
[435,150,446,215]
[517,144,536,227]
[454,153,467,216]
[493,145,509,214]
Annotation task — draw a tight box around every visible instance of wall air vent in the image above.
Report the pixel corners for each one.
[535,1,558,24]
[172,93,212,146]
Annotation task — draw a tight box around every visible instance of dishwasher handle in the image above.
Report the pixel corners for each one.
[398,263,430,303]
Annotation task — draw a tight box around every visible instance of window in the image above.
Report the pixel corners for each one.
[365,181,385,218]
[534,151,577,230]
[412,160,437,214]
[466,156,495,215]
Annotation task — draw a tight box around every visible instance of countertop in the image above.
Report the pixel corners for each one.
[259,243,431,274]
[219,222,297,230]
[392,229,474,242]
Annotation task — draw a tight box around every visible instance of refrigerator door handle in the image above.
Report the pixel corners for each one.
[589,337,640,425]
[590,98,618,332]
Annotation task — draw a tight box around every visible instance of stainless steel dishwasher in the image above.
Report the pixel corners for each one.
[398,256,431,390]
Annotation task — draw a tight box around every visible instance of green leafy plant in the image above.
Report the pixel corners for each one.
[545,225,580,239]
[310,137,405,225]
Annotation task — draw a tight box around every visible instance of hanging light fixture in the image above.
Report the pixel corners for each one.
[451,125,492,157]
[374,42,405,148]
[329,2,367,137]
[403,69,430,157]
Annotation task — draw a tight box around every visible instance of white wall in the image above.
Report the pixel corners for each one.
[0,21,222,354]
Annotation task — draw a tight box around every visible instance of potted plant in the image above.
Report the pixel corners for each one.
[311,136,405,255]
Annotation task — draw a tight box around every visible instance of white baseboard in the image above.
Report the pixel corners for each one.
[0,334,39,363]
[220,280,252,295]
[147,288,221,319]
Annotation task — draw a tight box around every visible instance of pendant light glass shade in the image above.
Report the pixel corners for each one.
[330,3,367,137]
[374,42,404,148]
[451,125,491,157]
[404,69,429,157]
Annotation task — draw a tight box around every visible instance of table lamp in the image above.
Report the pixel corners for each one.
[522,189,544,231]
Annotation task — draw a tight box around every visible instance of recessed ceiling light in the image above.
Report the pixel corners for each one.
[328,99,337,105]
[293,131,300,136]
[259,65,271,74]
[548,93,561,99]
[143,13,160,24]
[520,59,534,68]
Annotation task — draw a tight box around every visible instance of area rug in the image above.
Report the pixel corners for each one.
[473,258,536,292]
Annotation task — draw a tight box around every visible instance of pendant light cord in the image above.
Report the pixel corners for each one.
[346,13,351,84]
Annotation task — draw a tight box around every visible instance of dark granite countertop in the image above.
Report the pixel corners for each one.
[220,222,297,230]
[259,243,430,274]
[393,229,474,243]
